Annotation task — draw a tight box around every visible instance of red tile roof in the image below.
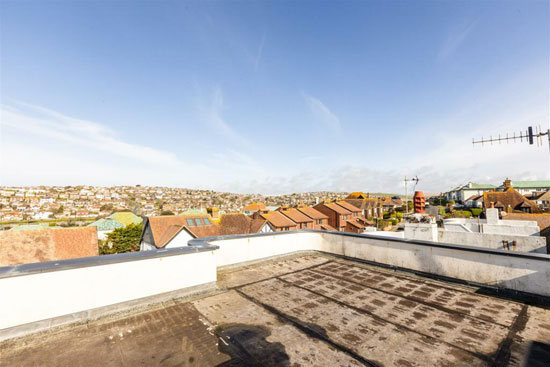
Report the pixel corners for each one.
[297,206,328,220]
[335,200,362,213]
[0,227,98,266]
[322,202,352,215]
[261,211,297,228]
[483,188,540,213]
[279,208,313,224]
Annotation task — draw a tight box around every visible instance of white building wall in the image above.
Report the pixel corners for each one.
[165,230,194,248]
[0,250,217,330]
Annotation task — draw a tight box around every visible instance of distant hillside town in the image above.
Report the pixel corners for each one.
[0,185,348,224]
[1,178,549,268]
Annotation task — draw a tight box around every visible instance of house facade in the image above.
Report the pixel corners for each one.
[314,202,352,231]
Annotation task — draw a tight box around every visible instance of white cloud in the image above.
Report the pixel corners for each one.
[438,19,477,61]
[1,101,182,166]
[302,93,341,131]
[253,32,266,72]
[198,87,252,148]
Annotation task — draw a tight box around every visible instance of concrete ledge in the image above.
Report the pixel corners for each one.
[0,243,219,279]
[0,281,217,342]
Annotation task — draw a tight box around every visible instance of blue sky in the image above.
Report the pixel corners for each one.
[1,0,549,194]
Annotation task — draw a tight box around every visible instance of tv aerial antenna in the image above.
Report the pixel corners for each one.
[404,176,419,214]
[472,125,550,175]
[472,125,549,151]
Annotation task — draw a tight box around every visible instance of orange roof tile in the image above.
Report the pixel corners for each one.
[0,227,98,266]
[261,211,297,228]
[297,206,328,220]
[279,208,313,223]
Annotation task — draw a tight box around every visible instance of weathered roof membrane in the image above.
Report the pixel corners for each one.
[2,253,549,366]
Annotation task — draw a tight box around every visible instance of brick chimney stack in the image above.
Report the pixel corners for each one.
[503,178,512,188]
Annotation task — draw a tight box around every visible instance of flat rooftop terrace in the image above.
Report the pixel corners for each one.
[2,253,549,367]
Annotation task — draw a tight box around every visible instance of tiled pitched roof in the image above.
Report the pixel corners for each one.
[342,198,379,210]
[506,213,550,231]
[509,181,550,189]
[346,192,368,199]
[297,206,328,220]
[218,214,267,235]
[279,208,313,223]
[261,211,297,228]
[147,215,211,245]
[318,202,352,215]
[108,212,142,226]
[346,219,365,229]
[157,225,194,248]
[243,202,266,211]
[320,223,337,231]
[0,227,98,266]
[87,218,124,231]
[334,201,362,213]
[483,188,540,213]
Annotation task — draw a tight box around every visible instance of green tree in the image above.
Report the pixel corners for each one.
[99,223,143,255]
[161,210,175,216]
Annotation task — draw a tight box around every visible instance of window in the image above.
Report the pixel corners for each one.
[195,218,203,226]
[203,218,211,225]
[186,219,194,226]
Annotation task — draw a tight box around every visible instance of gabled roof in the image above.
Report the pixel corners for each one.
[334,200,362,213]
[88,218,124,231]
[529,190,550,201]
[261,211,297,228]
[483,188,540,213]
[320,223,337,231]
[316,202,352,215]
[279,208,313,223]
[464,183,496,190]
[218,213,267,235]
[146,214,214,246]
[108,212,142,226]
[465,194,483,201]
[346,219,365,229]
[509,180,550,189]
[10,223,50,231]
[346,192,368,200]
[297,206,328,220]
[157,225,196,248]
[342,198,379,210]
[243,202,266,211]
[0,227,98,266]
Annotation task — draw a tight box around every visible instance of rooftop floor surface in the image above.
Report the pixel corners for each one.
[1,253,549,366]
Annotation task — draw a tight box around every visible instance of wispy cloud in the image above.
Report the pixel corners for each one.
[198,87,251,147]
[438,19,477,61]
[1,101,182,166]
[253,32,266,72]
[302,93,341,131]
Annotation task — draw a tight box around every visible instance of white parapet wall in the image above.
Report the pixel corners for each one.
[197,230,550,298]
[0,247,217,332]
[2,230,550,339]
[319,232,550,297]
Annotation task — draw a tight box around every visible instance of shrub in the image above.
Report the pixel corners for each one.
[99,223,143,255]
[438,207,446,216]
[395,212,403,220]
[471,208,483,217]
[452,210,472,218]
[391,218,399,225]
[383,211,391,219]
